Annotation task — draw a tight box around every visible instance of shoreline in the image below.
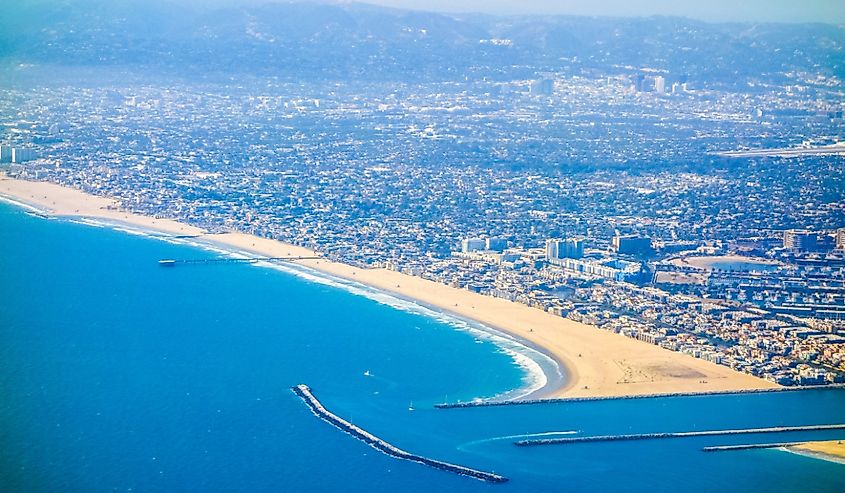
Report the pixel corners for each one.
[195,233,566,401]
[703,439,845,466]
[0,175,780,399]
[785,440,845,466]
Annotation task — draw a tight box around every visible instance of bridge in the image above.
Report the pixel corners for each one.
[158,256,321,266]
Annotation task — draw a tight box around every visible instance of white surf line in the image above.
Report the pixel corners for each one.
[0,193,50,214]
[184,238,564,403]
[3,199,563,405]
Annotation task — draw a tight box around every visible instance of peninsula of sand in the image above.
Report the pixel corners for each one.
[787,440,845,465]
[0,175,779,399]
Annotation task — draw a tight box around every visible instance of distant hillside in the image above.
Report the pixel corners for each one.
[0,0,842,82]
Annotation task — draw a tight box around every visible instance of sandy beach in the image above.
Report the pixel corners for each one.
[0,175,779,399]
[788,440,845,465]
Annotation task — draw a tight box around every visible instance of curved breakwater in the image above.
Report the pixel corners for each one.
[436,384,845,409]
[291,385,508,483]
[515,423,845,446]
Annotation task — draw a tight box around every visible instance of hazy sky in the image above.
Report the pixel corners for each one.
[355,0,845,24]
[62,0,845,24]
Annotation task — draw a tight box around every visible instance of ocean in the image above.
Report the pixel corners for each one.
[1,200,844,492]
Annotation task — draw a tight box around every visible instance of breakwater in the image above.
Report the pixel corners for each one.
[291,384,508,483]
[435,384,845,409]
[702,441,809,452]
[515,423,845,446]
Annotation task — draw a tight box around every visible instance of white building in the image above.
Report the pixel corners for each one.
[654,76,666,94]
[11,148,37,163]
[461,238,486,253]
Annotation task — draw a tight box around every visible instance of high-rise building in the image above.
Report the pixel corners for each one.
[460,238,486,253]
[0,145,11,163]
[783,230,818,251]
[654,76,666,94]
[11,148,36,163]
[486,237,508,252]
[545,239,559,260]
[530,78,554,96]
[612,235,653,255]
[633,73,646,92]
[837,229,845,250]
[545,238,584,260]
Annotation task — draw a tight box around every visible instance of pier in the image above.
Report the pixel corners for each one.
[158,256,321,266]
[435,384,845,410]
[291,384,508,483]
[515,423,845,447]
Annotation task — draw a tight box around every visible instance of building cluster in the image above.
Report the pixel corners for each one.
[0,144,37,163]
[1,65,843,386]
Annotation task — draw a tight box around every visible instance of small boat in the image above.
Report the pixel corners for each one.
[408,401,415,412]
[363,370,372,377]
[158,259,176,267]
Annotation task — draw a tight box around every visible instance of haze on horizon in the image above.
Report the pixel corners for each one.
[363,0,845,24]
[317,0,829,25]
[30,0,845,25]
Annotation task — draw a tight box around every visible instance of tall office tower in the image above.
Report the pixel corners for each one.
[836,229,845,250]
[654,76,666,94]
[633,73,646,92]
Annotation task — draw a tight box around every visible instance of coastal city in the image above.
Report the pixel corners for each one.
[3,65,843,388]
[2,1,845,490]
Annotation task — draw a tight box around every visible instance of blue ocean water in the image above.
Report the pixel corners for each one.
[1,201,844,492]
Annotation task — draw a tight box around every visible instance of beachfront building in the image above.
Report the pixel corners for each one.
[0,144,12,163]
[783,230,818,251]
[11,148,37,163]
[1,146,37,163]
